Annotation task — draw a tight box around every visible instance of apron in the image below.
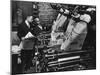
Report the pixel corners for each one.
[61,21,87,50]
[19,37,36,50]
[50,14,68,46]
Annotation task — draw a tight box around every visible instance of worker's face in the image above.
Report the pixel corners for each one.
[27,16,33,23]
[35,18,40,24]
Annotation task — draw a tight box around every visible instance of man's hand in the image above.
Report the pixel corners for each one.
[18,57,21,64]
[21,37,25,40]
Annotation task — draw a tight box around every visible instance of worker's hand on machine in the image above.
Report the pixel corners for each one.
[60,8,64,13]
[21,37,25,40]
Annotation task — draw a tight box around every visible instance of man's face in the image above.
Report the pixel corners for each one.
[27,16,33,23]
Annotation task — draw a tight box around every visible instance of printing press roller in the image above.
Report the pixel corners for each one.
[45,49,93,60]
[44,49,94,71]
[46,55,92,71]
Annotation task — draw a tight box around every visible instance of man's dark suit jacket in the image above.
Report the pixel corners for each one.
[32,25,42,36]
[17,22,42,40]
[17,22,31,40]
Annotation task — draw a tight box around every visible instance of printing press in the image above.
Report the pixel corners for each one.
[31,31,95,73]
[11,4,96,74]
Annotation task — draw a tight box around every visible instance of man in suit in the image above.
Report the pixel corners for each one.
[17,15,34,40]
[33,18,43,36]
[17,15,36,72]
[17,16,43,72]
